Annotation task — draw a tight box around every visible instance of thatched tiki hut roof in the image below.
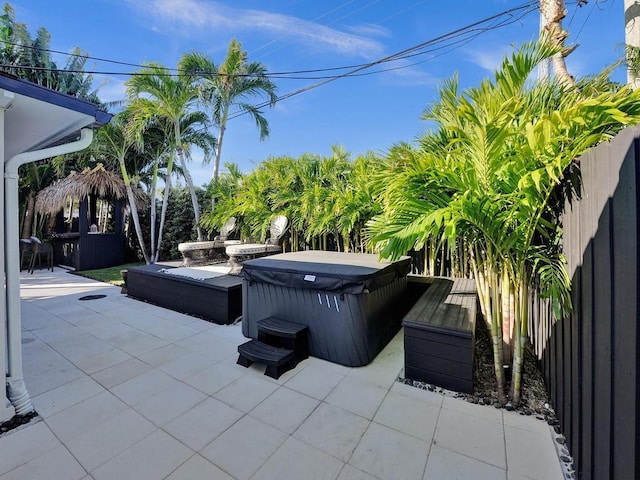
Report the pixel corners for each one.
[35,163,129,216]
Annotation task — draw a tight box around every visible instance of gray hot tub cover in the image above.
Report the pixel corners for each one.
[240,251,411,295]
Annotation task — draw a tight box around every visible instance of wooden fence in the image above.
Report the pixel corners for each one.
[528,126,640,480]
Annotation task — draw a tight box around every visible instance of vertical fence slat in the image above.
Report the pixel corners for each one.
[580,147,596,480]
[610,130,638,480]
[591,142,613,480]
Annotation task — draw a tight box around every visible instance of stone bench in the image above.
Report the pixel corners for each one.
[178,240,241,266]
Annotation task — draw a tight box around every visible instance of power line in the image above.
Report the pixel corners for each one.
[0,0,541,119]
[227,1,539,120]
[0,1,538,82]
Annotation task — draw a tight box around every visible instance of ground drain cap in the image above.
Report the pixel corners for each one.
[78,294,107,301]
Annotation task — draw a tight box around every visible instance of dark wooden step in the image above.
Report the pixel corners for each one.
[257,317,309,362]
[237,339,296,379]
[257,317,308,338]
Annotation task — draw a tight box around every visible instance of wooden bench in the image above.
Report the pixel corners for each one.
[402,277,478,393]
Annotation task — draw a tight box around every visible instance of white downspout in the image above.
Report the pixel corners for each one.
[0,91,13,422]
[4,128,93,415]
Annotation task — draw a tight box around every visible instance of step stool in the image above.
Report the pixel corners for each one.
[237,317,309,379]
[237,340,296,379]
[257,317,308,362]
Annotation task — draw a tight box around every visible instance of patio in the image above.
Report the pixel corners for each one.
[0,268,564,480]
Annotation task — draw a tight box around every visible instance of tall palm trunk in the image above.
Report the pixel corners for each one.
[176,146,203,241]
[154,152,174,263]
[501,266,514,366]
[118,158,150,264]
[150,158,159,256]
[540,0,576,88]
[511,277,529,407]
[21,191,35,238]
[212,105,229,181]
[490,267,507,405]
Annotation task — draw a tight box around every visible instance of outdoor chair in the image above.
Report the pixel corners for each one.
[178,217,241,266]
[28,236,53,274]
[226,215,289,274]
[19,239,34,271]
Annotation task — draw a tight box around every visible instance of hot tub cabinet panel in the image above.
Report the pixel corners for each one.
[241,251,411,367]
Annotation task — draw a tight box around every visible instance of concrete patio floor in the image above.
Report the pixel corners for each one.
[1,267,564,480]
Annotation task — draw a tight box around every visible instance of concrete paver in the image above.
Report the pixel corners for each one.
[0,268,565,480]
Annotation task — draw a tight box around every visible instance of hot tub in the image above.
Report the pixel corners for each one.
[240,251,411,367]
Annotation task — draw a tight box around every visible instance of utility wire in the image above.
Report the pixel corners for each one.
[0,1,538,81]
[227,1,539,120]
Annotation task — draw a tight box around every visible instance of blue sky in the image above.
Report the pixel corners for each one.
[15,0,622,186]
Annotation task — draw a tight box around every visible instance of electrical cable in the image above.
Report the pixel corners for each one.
[227,1,539,120]
[0,0,541,116]
[0,1,537,79]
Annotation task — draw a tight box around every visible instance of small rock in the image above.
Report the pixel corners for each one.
[556,437,566,445]
[560,455,571,462]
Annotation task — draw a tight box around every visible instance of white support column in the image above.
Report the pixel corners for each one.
[5,128,93,416]
[0,91,15,423]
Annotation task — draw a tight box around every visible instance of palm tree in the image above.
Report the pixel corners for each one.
[180,39,278,181]
[94,114,151,264]
[18,162,55,238]
[368,40,640,406]
[126,63,207,242]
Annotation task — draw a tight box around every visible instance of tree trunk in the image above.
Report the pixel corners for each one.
[150,159,158,257]
[21,191,35,239]
[154,154,174,263]
[490,265,507,405]
[625,0,640,88]
[124,183,150,264]
[510,279,528,407]
[212,106,229,181]
[176,147,203,241]
[540,0,576,88]
[501,267,514,366]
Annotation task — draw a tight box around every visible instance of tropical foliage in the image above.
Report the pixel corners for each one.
[203,147,382,252]
[367,40,640,406]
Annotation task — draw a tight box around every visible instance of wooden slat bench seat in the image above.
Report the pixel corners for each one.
[402,277,478,393]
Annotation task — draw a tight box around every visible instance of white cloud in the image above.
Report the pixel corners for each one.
[345,23,391,39]
[386,66,439,87]
[127,0,384,59]
[466,46,512,73]
[93,75,128,104]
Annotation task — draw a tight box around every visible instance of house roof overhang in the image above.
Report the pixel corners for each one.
[0,72,112,159]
